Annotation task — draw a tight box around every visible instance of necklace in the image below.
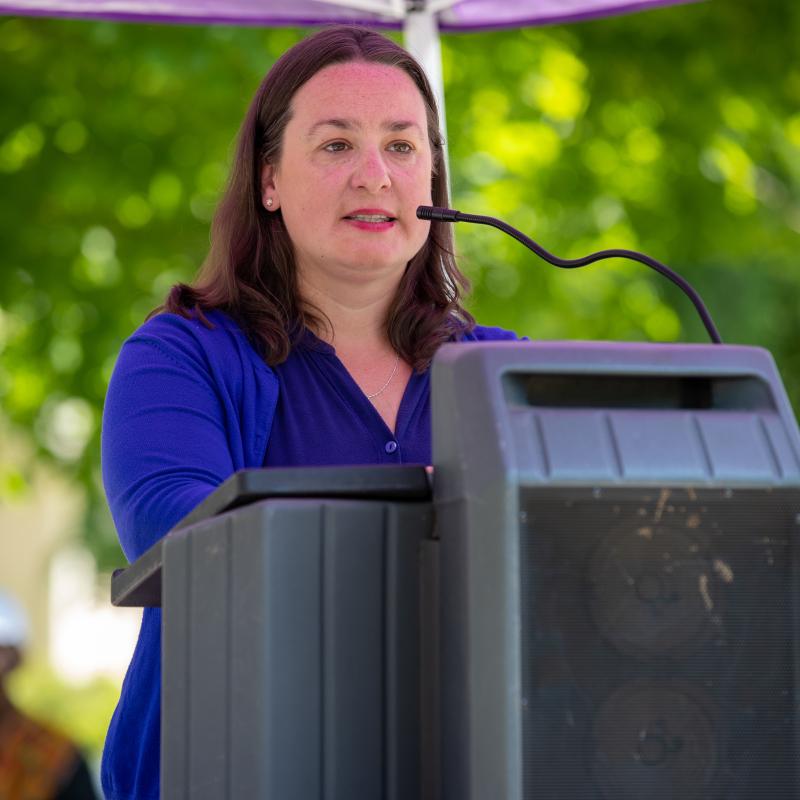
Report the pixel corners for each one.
[366,352,400,400]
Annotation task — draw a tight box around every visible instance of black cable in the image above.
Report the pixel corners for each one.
[417,205,722,344]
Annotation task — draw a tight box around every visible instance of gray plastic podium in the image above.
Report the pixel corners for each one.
[112,465,436,800]
[113,341,800,800]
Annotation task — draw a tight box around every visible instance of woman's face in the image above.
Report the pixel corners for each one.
[262,61,433,290]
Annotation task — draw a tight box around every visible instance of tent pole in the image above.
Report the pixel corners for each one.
[403,7,451,193]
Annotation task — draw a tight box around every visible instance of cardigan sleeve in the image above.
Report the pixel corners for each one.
[466,324,528,342]
[101,314,275,563]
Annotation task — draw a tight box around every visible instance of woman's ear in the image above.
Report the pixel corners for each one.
[260,163,280,212]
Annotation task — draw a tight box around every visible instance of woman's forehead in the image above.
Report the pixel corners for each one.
[289,61,428,130]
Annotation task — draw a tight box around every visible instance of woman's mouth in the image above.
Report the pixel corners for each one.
[344,214,396,222]
[343,211,397,231]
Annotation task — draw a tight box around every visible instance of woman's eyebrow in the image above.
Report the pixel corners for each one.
[306,118,423,138]
[387,120,423,135]
[306,118,353,138]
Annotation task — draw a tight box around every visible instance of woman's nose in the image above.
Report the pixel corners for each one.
[351,147,391,192]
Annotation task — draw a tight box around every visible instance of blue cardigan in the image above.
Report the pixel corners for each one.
[100,310,519,799]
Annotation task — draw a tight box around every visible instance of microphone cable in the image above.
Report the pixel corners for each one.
[417,205,722,345]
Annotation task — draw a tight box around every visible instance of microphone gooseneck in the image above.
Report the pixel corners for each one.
[417,205,722,345]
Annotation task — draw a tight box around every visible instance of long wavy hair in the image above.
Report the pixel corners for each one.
[160,25,474,370]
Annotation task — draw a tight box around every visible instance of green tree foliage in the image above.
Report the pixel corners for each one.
[0,2,798,566]
[445,0,800,354]
[0,21,306,565]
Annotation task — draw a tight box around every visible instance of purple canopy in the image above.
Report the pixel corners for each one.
[0,0,697,29]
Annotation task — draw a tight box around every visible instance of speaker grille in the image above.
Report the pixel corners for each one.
[519,486,800,800]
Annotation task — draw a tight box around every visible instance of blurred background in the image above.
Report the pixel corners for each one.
[0,0,798,781]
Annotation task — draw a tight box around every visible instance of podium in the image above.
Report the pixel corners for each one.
[114,342,800,800]
[113,466,437,799]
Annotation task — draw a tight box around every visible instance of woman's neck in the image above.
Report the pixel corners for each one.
[299,270,399,352]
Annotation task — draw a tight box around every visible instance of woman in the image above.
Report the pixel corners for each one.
[101,25,520,799]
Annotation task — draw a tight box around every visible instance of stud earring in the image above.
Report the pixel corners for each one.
[266,198,274,208]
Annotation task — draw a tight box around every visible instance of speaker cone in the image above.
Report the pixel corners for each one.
[592,681,720,800]
[588,522,722,661]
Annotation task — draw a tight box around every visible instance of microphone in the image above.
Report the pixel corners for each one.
[417,205,722,345]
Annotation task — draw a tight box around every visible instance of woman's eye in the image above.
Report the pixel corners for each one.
[389,141,414,154]
[323,141,349,153]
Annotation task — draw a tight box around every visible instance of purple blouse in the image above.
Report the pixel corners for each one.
[265,332,432,469]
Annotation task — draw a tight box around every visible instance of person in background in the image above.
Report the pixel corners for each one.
[0,590,98,800]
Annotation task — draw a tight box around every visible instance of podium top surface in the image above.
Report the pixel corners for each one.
[111,465,432,608]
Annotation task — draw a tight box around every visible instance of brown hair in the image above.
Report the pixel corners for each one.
[161,25,474,370]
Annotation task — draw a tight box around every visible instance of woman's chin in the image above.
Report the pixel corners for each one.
[332,249,409,280]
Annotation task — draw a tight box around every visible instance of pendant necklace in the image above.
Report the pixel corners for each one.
[367,352,400,400]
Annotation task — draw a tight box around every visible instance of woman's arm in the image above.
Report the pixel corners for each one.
[101,313,277,562]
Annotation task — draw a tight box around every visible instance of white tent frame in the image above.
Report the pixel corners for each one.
[403,3,450,141]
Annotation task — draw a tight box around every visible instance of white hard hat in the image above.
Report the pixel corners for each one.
[0,591,28,648]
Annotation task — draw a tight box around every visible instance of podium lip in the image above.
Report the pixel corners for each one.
[111,464,433,608]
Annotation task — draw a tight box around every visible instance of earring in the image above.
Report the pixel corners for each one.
[266,198,274,208]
